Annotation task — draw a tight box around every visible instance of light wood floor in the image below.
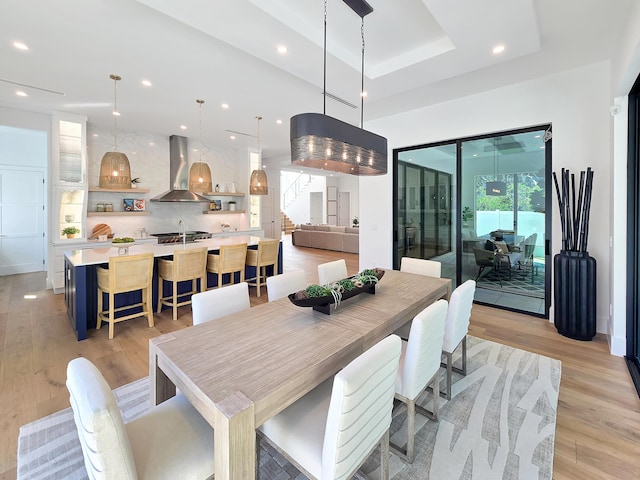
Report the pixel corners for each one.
[1,235,639,479]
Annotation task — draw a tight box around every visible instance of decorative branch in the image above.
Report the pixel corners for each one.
[552,168,594,252]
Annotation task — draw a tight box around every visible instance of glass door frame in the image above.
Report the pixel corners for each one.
[393,124,552,318]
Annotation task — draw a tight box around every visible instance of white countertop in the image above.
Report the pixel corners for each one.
[65,235,271,267]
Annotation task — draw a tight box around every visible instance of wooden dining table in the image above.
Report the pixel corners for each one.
[149,268,451,479]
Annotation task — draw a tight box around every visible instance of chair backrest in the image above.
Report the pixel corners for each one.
[442,280,476,353]
[524,233,538,257]
[473,247,495,266]
[399,299,448,400]
[317,259,347,285]
[255,239,279,267]
[400,257,441,278]
[191,282,250,325]
[322,334,401,480]
[66,357,137,480]
[173,247,208,281]
[101,252,154,293]
[219,243,248,272]
[266,270,307,302]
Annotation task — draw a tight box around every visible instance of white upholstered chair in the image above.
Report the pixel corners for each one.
[317,259,348,285]
[396,256,442,339]
[66,357,214,480]
[191,281,250,325]
[442,279,476,400]
[266,269,306,302]
[258,335,402,480]
[400,256,442,278]
[392,299,448,463]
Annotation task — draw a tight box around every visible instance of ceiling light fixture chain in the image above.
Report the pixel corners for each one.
[197,98,204,162]
[110,73,121,152]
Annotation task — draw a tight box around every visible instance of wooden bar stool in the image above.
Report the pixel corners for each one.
[206,243,247,289]
[245,238,280,297]
[157,247,208,321]
[97,252,154,339]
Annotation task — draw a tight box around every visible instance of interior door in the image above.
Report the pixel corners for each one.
[261,187,276,238]
[338,191,350,226]
[310,192,323,224]
[0,168,46,275]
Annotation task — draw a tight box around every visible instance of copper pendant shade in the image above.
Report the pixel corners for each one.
[99,74,132,188]
[250,115,268,195]
[189,99,213,194]
[290,0,387,176]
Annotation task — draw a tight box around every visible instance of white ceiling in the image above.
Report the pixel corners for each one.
[0,0,634,170]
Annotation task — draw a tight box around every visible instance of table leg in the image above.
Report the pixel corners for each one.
[149,336,176,406]
[214,392,256,479]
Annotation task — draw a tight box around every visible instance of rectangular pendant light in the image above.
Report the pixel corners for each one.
[486,181,507,196]
[290,113,387,176]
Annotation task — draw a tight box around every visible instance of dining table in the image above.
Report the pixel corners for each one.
[149,268,451,480]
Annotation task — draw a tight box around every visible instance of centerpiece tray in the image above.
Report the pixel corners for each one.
[288,268,385,315]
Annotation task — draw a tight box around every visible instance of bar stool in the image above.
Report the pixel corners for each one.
[96,252,154,339]
[157,247,208,321]
[245,238,279,297]
[206,243,247,289]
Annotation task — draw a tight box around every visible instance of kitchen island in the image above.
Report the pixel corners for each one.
[64,236,282,340]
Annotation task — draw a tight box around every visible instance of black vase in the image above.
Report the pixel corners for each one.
[553,250,596,340]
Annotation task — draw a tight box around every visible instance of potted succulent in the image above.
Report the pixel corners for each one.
[62,226,80,238]
[352,216,359,227]
[462,206,474,227]
[131,177,141,188]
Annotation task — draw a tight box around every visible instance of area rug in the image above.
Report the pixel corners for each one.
[17,336,560,480]
[476,263,545,299]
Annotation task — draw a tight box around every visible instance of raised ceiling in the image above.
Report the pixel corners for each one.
[0,0,634,167]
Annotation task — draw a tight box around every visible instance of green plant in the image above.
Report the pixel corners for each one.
[61,226,80,236]
[338,278,356,291]
[305,284,331,297]
[462,206,474,223]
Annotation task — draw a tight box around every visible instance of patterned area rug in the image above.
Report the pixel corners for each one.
[17,336,560,480]
[476,263,545,299]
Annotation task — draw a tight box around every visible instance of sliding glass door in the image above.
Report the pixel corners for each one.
[393,126,551,317]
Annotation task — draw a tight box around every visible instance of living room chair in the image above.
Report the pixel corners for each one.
[400,256,442,277]
[392,299,448,463]
[191,282,250,325]
[206,243,248,289]
[266,269,306,302]
[442,280,476,400]
[157,247,208,321]
[257,334,401,480]
[66,357,214,480]
[97,252,155,340]
[317,259,348,285]
[245,238,279,297]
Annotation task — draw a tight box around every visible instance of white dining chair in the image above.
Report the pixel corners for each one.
[317,259,348,285]
[66,357,214,480]
[396,256,442,339]
[392,299,448,463]
[442,279,476,400]
[258,334,402,480]
[191,281,250,325]
[266,269,307,302]
[400,256,442,278]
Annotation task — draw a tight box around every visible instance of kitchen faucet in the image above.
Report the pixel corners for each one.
[178,219,186,246]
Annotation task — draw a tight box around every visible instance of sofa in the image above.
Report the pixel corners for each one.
[291,224,359,254]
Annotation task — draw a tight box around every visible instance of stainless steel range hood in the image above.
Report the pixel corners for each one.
[151,135,210,202]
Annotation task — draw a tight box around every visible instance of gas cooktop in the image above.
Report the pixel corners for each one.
[151,231,212,244]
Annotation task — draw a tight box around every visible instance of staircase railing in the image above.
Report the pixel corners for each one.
[282,173,311,209]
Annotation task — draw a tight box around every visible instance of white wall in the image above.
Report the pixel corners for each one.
[361,61,612,335]
[283,175,326,225]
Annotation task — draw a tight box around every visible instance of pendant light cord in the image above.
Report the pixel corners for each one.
[361,17,365,129]
[197,99,204,162]
[111,74,120,152]
[323,0,327,116]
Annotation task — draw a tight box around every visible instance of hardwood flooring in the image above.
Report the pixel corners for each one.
[1,234,639,479]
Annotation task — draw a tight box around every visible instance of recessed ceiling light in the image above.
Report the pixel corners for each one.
[230,135,236,140]
[16,90,27,97]
[277,45,287,54]
[13,41,28,51]
[492,45,505,54]
[149,142,154,146]
[141,79,152,87]
[473,153,478,157]
[180,125,187,130]
[221,103,229,109]
[361,91,367,98]
[112,111,120,116]
[276,119,283,124]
